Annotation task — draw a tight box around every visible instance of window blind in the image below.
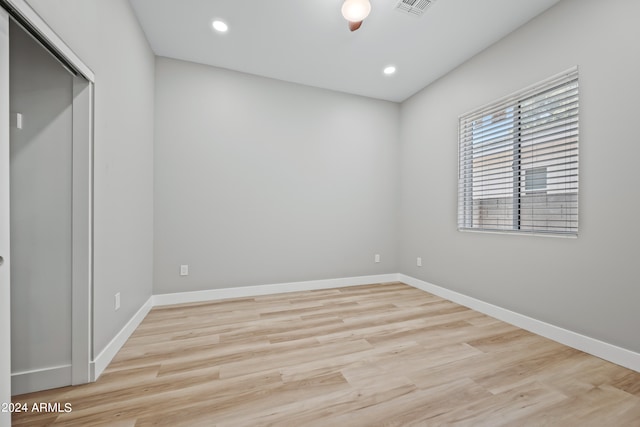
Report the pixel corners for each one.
[458,67,579,236]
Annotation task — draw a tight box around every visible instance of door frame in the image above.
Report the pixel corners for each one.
[0,8,12,427]
[71,75,94,386]
[0,0,95,401]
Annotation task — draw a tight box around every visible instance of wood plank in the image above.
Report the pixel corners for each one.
[11,282,640,426]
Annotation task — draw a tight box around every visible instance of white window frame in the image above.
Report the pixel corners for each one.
[458,67,579,237]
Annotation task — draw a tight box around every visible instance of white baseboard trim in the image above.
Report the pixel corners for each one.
[11,364,71,395]
[399,274,640,373]
[78,272,637,390]
[90,296,153,381]
[153,274,399,306]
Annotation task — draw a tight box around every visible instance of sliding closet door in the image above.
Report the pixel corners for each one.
[9,20,74,394]
[0,1,93,400]
[0,8,12,427]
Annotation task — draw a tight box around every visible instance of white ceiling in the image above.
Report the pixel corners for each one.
[129,0,561,103]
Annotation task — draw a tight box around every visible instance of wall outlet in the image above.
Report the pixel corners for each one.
[417,257,422,267]
[180,264,189,276]
[114,292,121,311]
[374,254,380,263]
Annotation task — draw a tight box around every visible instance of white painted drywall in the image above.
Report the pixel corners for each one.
[9,20,73,380]
[399,0,640,352]
[154,57,400,294]
[18,0,640,378]
[25,0,155,356]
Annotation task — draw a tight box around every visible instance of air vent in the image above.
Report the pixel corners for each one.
[395,0,435,17]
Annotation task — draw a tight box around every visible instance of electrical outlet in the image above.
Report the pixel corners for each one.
[374,254,380,263]
[114,292,121,311]
[180,264,189,276]
[417,257,422,267]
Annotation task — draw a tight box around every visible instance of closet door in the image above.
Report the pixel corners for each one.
[9,19,74,394]
[0,8,13,427]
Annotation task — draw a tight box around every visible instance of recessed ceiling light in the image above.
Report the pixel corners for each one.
[212,20,228,33]
[383,65,396,75]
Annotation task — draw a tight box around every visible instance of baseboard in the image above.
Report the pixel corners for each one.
[90,296,153,381]
[11,364,71,395]
[153,274,400,306]
[79,271,638,389]
[399,274,640,373]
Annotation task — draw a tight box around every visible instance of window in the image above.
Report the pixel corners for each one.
[524,167,547,193]
[458,68,579,236]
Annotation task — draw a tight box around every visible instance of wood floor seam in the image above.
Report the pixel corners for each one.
[12,282,640,426]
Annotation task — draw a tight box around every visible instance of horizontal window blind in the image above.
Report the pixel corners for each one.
[458,67,579,236]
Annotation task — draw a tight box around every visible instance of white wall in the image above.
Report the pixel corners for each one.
[154,57,399,294]
[9,21,73,380]
[25,0,155,356]
[15,0,639,381]
[399,0,640,353]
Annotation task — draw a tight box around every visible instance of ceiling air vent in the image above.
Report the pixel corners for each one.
[395,0,435,17]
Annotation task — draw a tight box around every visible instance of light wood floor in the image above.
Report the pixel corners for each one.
[12,282,640,426]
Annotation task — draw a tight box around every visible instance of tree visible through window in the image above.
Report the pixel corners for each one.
[458,68,579,235]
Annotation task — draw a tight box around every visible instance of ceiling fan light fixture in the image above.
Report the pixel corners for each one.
[212,20,228,33]
[341,0,372,23]
[348,21,363,32]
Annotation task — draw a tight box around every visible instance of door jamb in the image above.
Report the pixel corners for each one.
[0,8,12,427]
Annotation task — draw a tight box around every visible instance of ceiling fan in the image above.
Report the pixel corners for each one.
[341,0,372,32]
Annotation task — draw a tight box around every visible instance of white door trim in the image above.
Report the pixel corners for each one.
[1,0,94,81]
[0,8,12,426]
[71,76,94,386]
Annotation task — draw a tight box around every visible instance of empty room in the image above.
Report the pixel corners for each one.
[0,0,639,425]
